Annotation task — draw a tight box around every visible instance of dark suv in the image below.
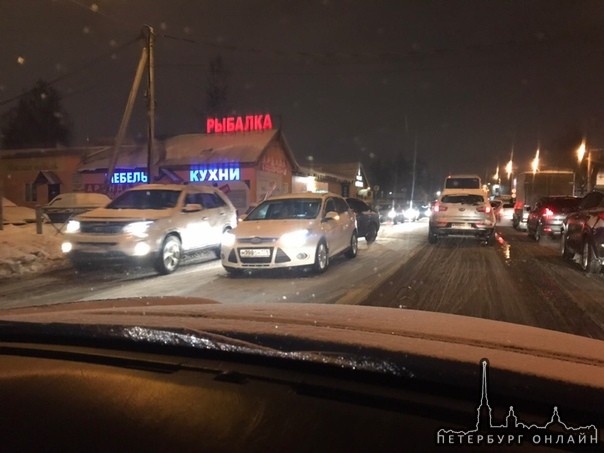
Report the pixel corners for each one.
[526,196,581,241]
[560,190,604,273]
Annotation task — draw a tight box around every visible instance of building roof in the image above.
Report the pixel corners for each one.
[307,162,363,180]
[78,144,151,172]
[161,129,299,171]
[297,162,370,187]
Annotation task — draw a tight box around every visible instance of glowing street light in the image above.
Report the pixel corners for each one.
[493,165,500,181]
[505,159,513,179]
[531,149,540,174]
[577,140,586,164]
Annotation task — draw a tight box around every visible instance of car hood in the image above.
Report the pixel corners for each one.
[0,297,602,389]
[75,207,174,222]
[235,219,319,237]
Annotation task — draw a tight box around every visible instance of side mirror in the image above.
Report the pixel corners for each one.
[183,203,203,213]
[323,211,339,222]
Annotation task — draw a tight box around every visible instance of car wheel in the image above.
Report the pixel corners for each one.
[212,246,222,259]
[154,235,182,275]
[365,223,377,244]
[560,233,574,261]
[428,227,438,244]
[581,240,602,274]
[313,240,329,273]
[214,228,231,259]
[534,224,541,242]
[346,231,358,258]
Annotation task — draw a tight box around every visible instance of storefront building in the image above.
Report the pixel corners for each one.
[294,162,373,202]
[1,113,370,212]
[76,116,298,212]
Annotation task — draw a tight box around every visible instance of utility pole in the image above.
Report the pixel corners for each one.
[145,25,156,183]
[105,25,156,190]
[410,133,417,207]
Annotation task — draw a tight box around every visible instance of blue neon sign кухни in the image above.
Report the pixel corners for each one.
[189,165,240,183]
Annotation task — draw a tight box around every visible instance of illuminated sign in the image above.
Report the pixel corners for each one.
[189,165,241,182]
[111,171,148,184]
[206,114,273,134]
[355,169,364,188]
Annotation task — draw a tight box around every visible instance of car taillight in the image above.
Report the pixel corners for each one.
[543,207,554,217]
[476,206,491,213]
[433,203,447,212]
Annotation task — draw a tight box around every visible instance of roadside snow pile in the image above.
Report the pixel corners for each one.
[0,224,67,279]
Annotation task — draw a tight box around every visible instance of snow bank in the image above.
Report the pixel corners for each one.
[0,224,67,279]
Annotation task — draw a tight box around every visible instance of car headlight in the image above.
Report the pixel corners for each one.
[280,229,310,248]
[123,221,153,238]
[64,220,80,234]
[388,209,396,219]
[221,230,236,247]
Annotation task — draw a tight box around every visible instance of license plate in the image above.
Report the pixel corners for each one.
[239,248,270,257]
[453,223,471,229]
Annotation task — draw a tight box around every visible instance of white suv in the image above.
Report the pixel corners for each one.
[62,184,237,274]
[428,192,496,245]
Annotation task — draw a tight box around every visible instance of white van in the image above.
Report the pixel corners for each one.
[441,174,488,197]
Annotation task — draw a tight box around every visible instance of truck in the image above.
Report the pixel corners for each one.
[512,170,576,230]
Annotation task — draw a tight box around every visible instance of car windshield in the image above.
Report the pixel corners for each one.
[444,178,481,189]
[441,194,485,205]
[246,199,322,220]
[107,189,181,210]
[1,2,604,449]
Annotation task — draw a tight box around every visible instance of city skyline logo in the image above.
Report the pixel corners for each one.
[436,359,599,447]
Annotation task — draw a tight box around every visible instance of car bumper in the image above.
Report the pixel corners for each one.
[62,233,162,260]
[539,218,565,236]
[221,242,319,269]
[430,221,494,238]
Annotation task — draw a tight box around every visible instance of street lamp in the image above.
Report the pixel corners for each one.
[505,159,513,179]
[576,139,590,193]
[531,149,540,175]
[577,140,586,164]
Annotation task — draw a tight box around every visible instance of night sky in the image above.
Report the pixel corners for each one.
[2,0,604,188]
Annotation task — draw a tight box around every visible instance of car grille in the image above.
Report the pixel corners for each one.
[80,222,129,234]
[238,237,278,244]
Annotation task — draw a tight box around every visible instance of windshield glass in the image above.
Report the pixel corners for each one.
[107,189,181,210]
[441,194,485,205]
[246,199,322,220]
[445,177,481,189]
